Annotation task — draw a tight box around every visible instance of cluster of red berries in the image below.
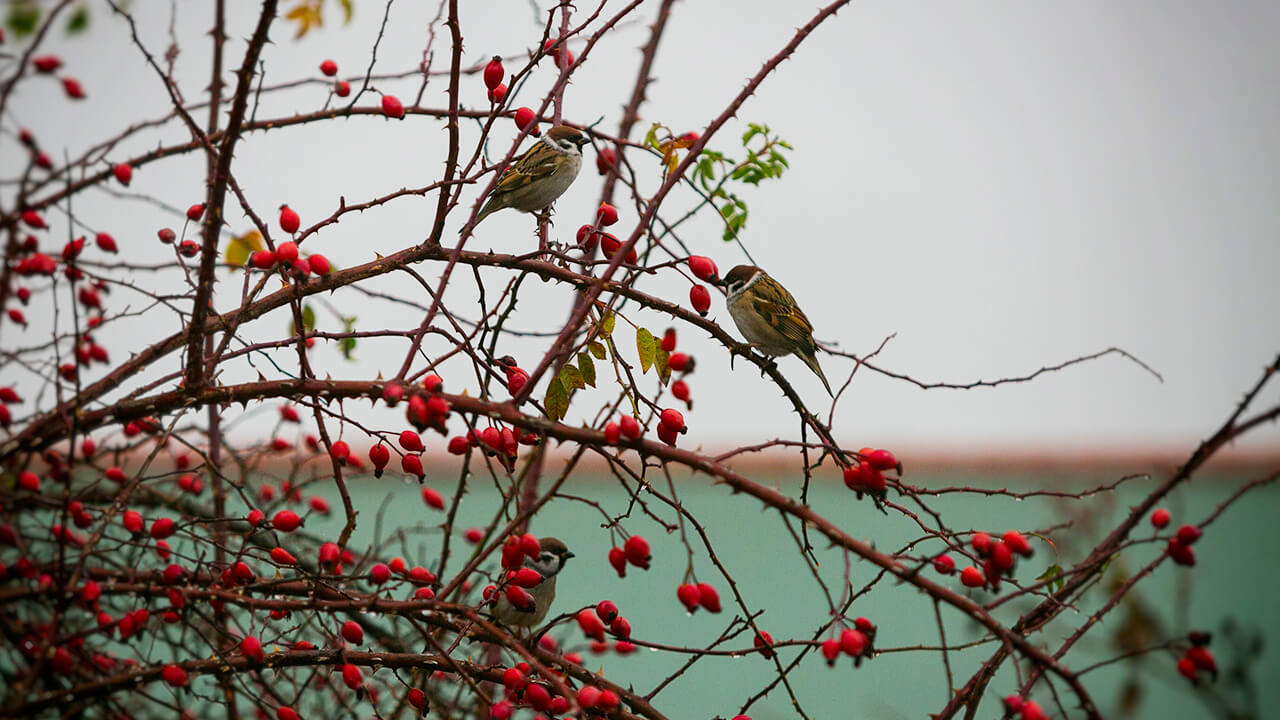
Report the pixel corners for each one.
[31,54,85,100]
[490,660,594,719]
[606,535,651,578]
[1003,695,1048,720]
[576,598,635,647]
[483,56,507,105]
[661,327,697,408]
[249,239,331,279]
[675,581,723,613]
[842,447,899,497]
[820,617,878,668]
[1152,508,1202,567]
[946,530,1034,592]
[1175,631,1217,683]
[477,535,544,610]
[317,58,350,96]
[686,255,718,316]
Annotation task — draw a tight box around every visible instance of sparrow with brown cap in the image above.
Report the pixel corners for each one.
[720,264,833,396]
[473,125,589,226]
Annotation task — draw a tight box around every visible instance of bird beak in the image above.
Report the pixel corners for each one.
[563,551,576,560]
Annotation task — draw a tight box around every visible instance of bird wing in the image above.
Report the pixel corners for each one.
[750,282,817,353]
[491,142,562,196]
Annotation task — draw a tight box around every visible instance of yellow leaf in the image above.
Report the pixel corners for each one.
[225,229,263,267]
[285,1,322,39]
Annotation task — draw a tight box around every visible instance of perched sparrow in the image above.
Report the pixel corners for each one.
[491,537,574,630]
[473,125,589,226]
[721,264,833,396]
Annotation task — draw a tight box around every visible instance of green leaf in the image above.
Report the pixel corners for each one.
[338,0,354,23]
[635,328,656,374]
[224,229,263,267]
[6,2,40,37]
[301,304,316,332]
[560,364,585,392]
[655,348,671,385]
[599,311,615,338]
[588,341,607,360]
[65,4,89,34]
[577,352,596,387]
[340,316,357,360]
[1036,564,1065,593]
[544,378,569,421]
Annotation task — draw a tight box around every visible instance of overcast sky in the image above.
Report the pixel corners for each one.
[7,1,1279,455]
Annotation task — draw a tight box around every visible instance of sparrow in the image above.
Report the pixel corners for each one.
[490,537,574,630]
[721,264,833,396]
[473,125,589,226]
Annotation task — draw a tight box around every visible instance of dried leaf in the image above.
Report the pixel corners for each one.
[560,364,585,392]
[599,311,615,338]
[588,341,607,360]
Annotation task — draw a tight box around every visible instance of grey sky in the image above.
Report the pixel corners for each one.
[6,1,1278,454]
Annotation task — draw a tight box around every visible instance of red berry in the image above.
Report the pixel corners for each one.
[1186,645,1216,672]
[970,532,993,555]
[689,284,711,315]
[676,583,701,612]
[672,379,691,402]
[1176,656,1197,680]
[341,663,362,690]
[401,453,424,478]
[161,663,188,687]
[839,628,868,657]
[933,554,956,574]
[624,535,651,569]
[320,59,338,76]
[513,107,536,132]
[595,600,619,623]
[186,203,204,221]
[447,436,469,455]
[62,77,85,99]
[487,82,507,104]
[112,163,133,186]
[274,241,298,264]
[178,240,200,257]
[1151,508,1171,528]
[17,471,39,492]
[94,232,119,253]
[279,205,300,234]
[864,448,899,471]
[991,542,1014,571]
[697,582,722,612]
[242,635,265,662]
[483,56,504,90]
[21,210,46,229]
[335,80,351,97]
[1167,538,1196,566]
[608,546,627,577]
[270,547,296,565]
[341,620,364,644]
[1022,700,1048,720]
[307,253,331,275]
[619,415,641,440]
[381,94,405,119]
[576,609,606,641]
[277,708,299,720]
[157,228,176,244]
[603,422,621,444]
[688,256,719,283]
[597,202,619,226]
[407,688,426,710]
[659,408,685,433]
[421,486,444,510]
[754,631,776,659]
[960,566,985,588]
[398,430,425,452]
[272,510,302,532]
[596,146,617,175]
[33,55,63,73]
[123,510,145,534]
[1002,530,1032,556]
[369,443,390,475]
[1176,524,1202,545]
[150,517,176,539]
